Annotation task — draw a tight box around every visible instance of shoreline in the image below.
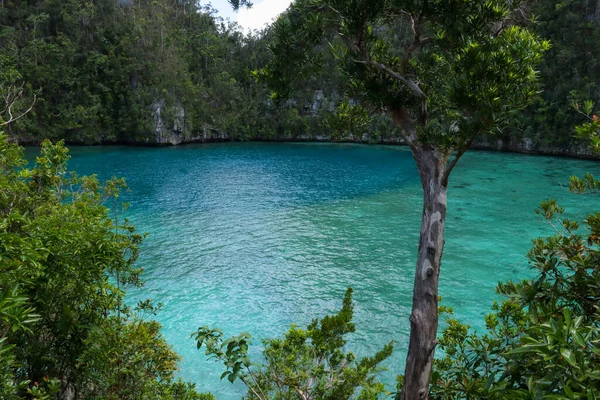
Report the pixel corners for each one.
[15,135,600,161]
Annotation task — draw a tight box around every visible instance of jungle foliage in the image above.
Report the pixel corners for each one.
[1,1,598,149]
[0,134,213,399]
[515,0,600,149]
[0,0,282,143]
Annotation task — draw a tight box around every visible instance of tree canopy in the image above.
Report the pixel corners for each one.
[262,0,548,158]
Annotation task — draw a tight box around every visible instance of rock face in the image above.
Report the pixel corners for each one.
[472,135,598,159]
[109,97,600,159]
[151,98,186,145]
[151,98,230,145]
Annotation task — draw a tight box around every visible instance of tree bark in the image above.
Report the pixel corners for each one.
[390,107,450,399]
[400,145,448,400]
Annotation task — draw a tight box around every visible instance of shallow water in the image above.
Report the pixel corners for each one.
[47,143,600,398]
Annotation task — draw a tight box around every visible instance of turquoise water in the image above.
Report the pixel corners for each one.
[54,143,600,398]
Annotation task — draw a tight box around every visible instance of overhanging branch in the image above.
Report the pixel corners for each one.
[365,60,429,125]
[350,57,428,121]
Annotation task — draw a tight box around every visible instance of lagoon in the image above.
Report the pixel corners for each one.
[56,143,600,398]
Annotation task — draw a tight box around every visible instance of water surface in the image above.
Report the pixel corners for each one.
[54,143,600,398]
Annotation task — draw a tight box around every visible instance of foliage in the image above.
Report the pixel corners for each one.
[0,134,208,398]
[569,100,600,193]
[261,0,548,152]
[0,0,599,150]
[194,288,394,400]
[325,100,370,139]
[0,287,48,399]
[428,201,600,399]
[0,0,280,143]
[79,311,215,400]
[425,120,600,399]
[514,0,600,148]
[572,100,600,153]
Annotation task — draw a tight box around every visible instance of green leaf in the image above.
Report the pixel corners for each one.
[560,348,576,367]
[227,372,237,383]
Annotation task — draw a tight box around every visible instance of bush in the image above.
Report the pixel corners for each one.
[195,288,394,400]
[0,135,209,399]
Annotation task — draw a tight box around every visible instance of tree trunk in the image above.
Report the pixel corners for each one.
[400,145,449,400]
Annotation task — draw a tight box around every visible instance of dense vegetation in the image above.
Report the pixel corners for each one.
[0,0,276,143]
[194,288,394,400]
[1,0,599,150]
[516,0,600,149]
[0,135,213,399]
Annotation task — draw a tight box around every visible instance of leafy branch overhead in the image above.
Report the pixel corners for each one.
[260,0,549,158]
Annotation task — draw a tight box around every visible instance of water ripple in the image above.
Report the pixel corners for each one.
[53,143,600,399]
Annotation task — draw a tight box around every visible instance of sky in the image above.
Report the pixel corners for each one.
[208,0,293,33]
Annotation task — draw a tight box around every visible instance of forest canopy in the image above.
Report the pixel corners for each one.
[0,0,598,151]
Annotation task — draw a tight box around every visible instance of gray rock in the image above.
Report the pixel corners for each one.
[151,98,187,145]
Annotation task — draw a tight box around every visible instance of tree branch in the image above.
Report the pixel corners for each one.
[399,11,431,74]
[400,37,432,73]
[0,85,37,127]
[362,59,426,100]
[389,107,419,148]
[240,374,268,400]
[441,136,476,186]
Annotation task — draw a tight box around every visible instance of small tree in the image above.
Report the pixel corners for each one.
[259,1,549,397]
[194,288,394,400]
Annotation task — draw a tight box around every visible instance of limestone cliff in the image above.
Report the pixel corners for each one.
[150,98,229,145]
